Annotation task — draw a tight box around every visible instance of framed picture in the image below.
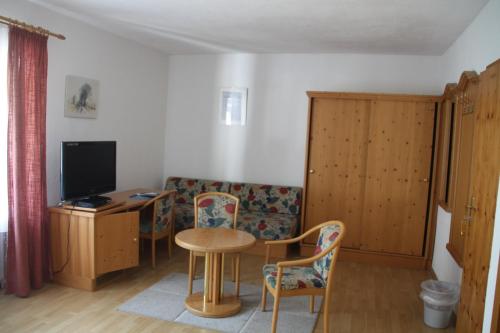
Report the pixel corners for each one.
[64,75,99,119]
[220,87,247,126]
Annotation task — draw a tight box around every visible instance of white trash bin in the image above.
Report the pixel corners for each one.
[420,280,459,329]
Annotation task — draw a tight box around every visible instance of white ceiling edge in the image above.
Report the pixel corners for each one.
[30,0,243,55]
[30,0,488,57]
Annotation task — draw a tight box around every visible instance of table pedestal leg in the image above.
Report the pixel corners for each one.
[185,252,242,318]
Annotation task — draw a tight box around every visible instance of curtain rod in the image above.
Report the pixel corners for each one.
[0,15,65,40]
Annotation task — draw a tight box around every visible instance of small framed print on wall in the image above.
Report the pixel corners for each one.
[64,75,99,119]
[220,87,247,126]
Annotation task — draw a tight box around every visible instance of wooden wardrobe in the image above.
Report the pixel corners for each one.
[300,92,440,268]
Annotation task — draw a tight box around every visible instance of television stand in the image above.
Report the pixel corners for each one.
[73,195,112,208]
[49,188,156,291]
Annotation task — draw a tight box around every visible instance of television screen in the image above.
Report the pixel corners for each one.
[60,141,116,201]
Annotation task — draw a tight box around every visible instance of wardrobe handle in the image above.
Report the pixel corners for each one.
[309,169,315,174]
[421,178,429,182]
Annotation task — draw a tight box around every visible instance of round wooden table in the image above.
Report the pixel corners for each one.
[175,228,256,318]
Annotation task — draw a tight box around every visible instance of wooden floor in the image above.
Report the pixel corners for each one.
[0,245,455,333]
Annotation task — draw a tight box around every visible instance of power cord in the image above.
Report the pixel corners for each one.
[52,203,74,274]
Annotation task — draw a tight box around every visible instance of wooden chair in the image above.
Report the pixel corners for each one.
[261,220,345,333]
[188,192,240,296]
[139,190,176,268]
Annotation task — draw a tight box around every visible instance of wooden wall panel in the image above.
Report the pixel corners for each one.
[360,100,435,256]
[303,98,370,247]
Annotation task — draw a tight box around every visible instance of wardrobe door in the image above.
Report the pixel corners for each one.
[447,77,478,266]
[360,99,436,256]
[303,97,370,248]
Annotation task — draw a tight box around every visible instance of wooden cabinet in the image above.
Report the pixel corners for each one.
[301,92,439,267]
[445,72,479,267]
[303,97,370,248]
[456,60,500,333]
[49,189,149,291]
[361,99,435,256]
[95,212,139,275]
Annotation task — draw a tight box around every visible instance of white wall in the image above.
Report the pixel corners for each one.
[431,0,500,284]
[2,0,170,205]
[164,53,443,185]
[484,178,500,333]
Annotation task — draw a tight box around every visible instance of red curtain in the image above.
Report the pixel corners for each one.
[6,27,50,297]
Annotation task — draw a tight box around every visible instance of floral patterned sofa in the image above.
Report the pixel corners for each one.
[165,176,302,242]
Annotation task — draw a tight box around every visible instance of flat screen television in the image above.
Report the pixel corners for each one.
[60,141,116,202]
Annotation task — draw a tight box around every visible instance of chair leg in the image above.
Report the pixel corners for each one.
[309,295,314,313]
[261,280,267,311]
[235,254,240,297]
[188,251,194,295]
[151,238,156,268]
[323,294,330,333]
[167,233,172,258]
[271,293,280,333]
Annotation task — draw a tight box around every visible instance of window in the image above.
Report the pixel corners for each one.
[0,25,8,232]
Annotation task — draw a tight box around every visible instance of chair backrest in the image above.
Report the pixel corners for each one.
[194,192,239,229]
[141,190,176,234]
[312,222,344,281]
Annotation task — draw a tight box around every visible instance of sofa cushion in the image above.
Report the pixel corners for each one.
[197,179,231,194]
[165,177,232,205]
[165,177,200,204]
[236,210,298,240]
[263,264,325,290]
[230,182,302,215]
[174,203,195,231]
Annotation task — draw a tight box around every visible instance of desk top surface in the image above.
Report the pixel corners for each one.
[175,228,256,253]
[49,188,159,217]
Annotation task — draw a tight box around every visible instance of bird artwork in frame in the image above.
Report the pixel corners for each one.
[64,75,99,119]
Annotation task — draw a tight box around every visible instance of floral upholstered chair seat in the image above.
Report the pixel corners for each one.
[236,210,298,240]
[263,264,326,290]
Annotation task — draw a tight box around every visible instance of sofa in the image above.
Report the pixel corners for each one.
[165,176,302,254]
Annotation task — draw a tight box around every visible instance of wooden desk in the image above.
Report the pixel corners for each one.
[49,188,157,291]
[175,228,256,318]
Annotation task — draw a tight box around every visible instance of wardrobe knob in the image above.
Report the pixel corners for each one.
[309,169,315,174]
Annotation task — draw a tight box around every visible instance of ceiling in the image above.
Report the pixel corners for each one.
[31,0,489,55]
